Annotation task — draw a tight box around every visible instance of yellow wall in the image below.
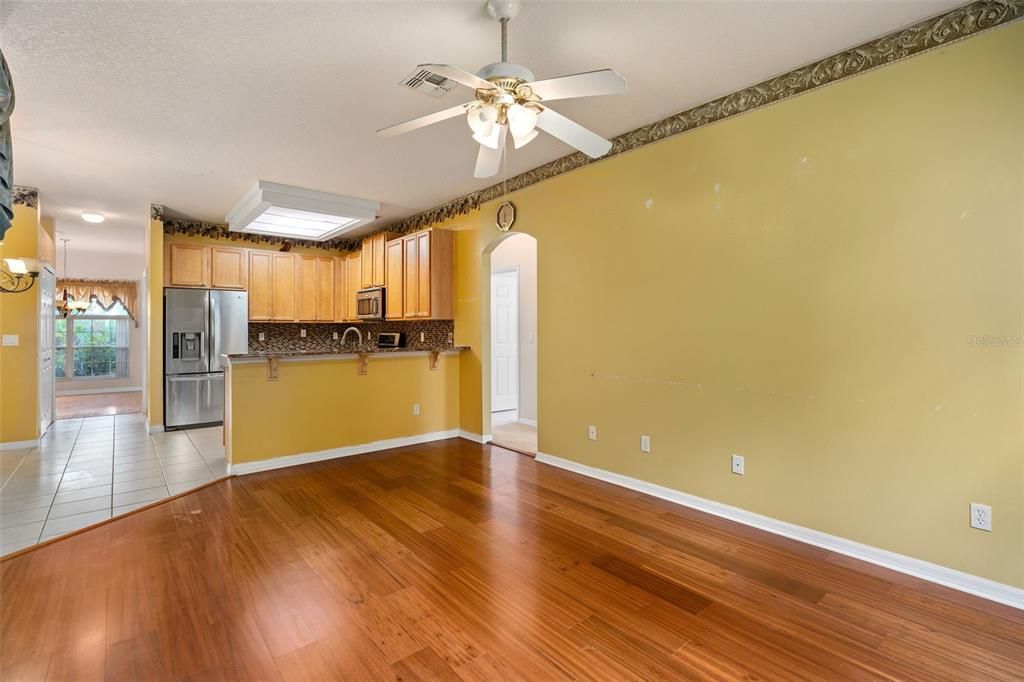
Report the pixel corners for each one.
[228,354,460,463]
[0,202,42,443]
[457,24,1023,586]
[144,217,163,426]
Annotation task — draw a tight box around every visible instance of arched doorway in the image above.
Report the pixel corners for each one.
[486,232,537,455]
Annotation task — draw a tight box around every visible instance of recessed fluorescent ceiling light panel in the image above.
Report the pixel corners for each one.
[226,181,379,241]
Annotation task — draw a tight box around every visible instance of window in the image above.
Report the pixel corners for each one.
[55,299,131,380]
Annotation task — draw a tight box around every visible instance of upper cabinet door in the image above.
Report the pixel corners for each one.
[316,257,334,321]
[271,253,297,322]
[360,237,374,289]
[403,235,419,320]
[333,256,347,322]
[296,255,319,322]
[248,251,273,320]
[414,231,431,317]
[346,252,362,320]
[372,233,391,286]
[210,246,248,290]
[385,238,404,319]
[168,243,209,287]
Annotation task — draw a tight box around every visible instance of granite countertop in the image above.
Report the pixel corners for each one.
[225,346,469,360]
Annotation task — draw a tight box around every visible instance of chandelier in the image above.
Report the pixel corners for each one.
[56,237,89,318]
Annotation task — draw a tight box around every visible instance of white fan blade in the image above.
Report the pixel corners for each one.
[536,108,612,158]
[526,69,627,102]
[377,102,474,137]
[419,64,497,92]
[474,125,507,178]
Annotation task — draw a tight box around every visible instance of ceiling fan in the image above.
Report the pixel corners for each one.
[377,0,627,179]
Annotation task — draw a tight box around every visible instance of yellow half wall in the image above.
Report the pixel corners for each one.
[460,23,1023,587]
[228,354,460,464]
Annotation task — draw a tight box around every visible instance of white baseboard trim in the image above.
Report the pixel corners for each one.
[56,386,142,396]
[518,418,538,427]
[457,430,493,444]
[230,429,461,476]
[0,439,39,451]
[147,423,164,434]
[535,452,1023,610]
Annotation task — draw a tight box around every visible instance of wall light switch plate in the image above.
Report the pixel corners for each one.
[1,334,18,346]
[258,332,265,341]
[970,503,992,531]
[413,403,421,416]
[731,454,745,475]
[588,425,597,441]
[640,435,651,453]
[420,332,425,342]
[300,328,307,338]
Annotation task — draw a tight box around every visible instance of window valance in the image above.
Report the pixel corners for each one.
[58,278,138,325]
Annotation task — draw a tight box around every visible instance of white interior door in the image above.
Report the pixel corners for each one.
[491,268,519,413]
[38,268,55,432]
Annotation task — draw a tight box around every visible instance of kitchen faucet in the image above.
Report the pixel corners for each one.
[340,326,363,351]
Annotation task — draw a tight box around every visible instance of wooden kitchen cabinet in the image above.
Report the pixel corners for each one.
[387,228,454,319]
[210,246,248,289]
[296,255,335,322]
[248,251,273,320]
[167,243,210,287]
[296,255,318,321]
[271,253,297,322]
[360,232,393,288]
[333,257,348,322]
[315,257,334,321]
[345,251,362,321]
[384,238,404,319]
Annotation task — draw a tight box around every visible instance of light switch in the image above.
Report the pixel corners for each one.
[1,335,18,346]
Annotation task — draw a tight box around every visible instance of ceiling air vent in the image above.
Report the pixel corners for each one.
[225,182,379,242]
[402,67,455,98]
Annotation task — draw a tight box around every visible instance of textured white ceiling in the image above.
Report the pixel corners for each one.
[2,0,961,255]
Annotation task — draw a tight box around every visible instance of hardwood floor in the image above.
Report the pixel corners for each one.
[55,391,142,419]
[1,438,1021,681]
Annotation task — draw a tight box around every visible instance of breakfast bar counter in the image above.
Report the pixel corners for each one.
[223,347,465,474]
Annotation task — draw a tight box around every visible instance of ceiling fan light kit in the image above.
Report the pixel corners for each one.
[378,0,627,179]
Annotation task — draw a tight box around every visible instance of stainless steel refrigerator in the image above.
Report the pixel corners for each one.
[164,288,248,429]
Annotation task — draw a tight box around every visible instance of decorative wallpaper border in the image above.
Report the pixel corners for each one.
[13,185,37,208]
[378,0,1023,235]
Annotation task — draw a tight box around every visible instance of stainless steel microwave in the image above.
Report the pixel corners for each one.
[356,287,384,320]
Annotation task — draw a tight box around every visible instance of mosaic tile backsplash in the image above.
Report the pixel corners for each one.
[247,320,455,354]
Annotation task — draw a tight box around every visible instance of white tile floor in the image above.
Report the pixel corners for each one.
[0,413,228,555]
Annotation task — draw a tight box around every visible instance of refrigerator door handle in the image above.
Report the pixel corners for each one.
[168,374,214,382]
[202,290,211,360]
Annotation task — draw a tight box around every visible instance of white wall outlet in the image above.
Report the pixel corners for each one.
[970,503,992,532]
[2,334,18,346]
[413,403,421,416]
[420,332,425,342]
[300,328,307,338]
[731,454,745,475]
[333,331,339,340]
[258,332,265,341]
[588,425,597,441]
[448,332,454,345]
[640,435,651,453]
